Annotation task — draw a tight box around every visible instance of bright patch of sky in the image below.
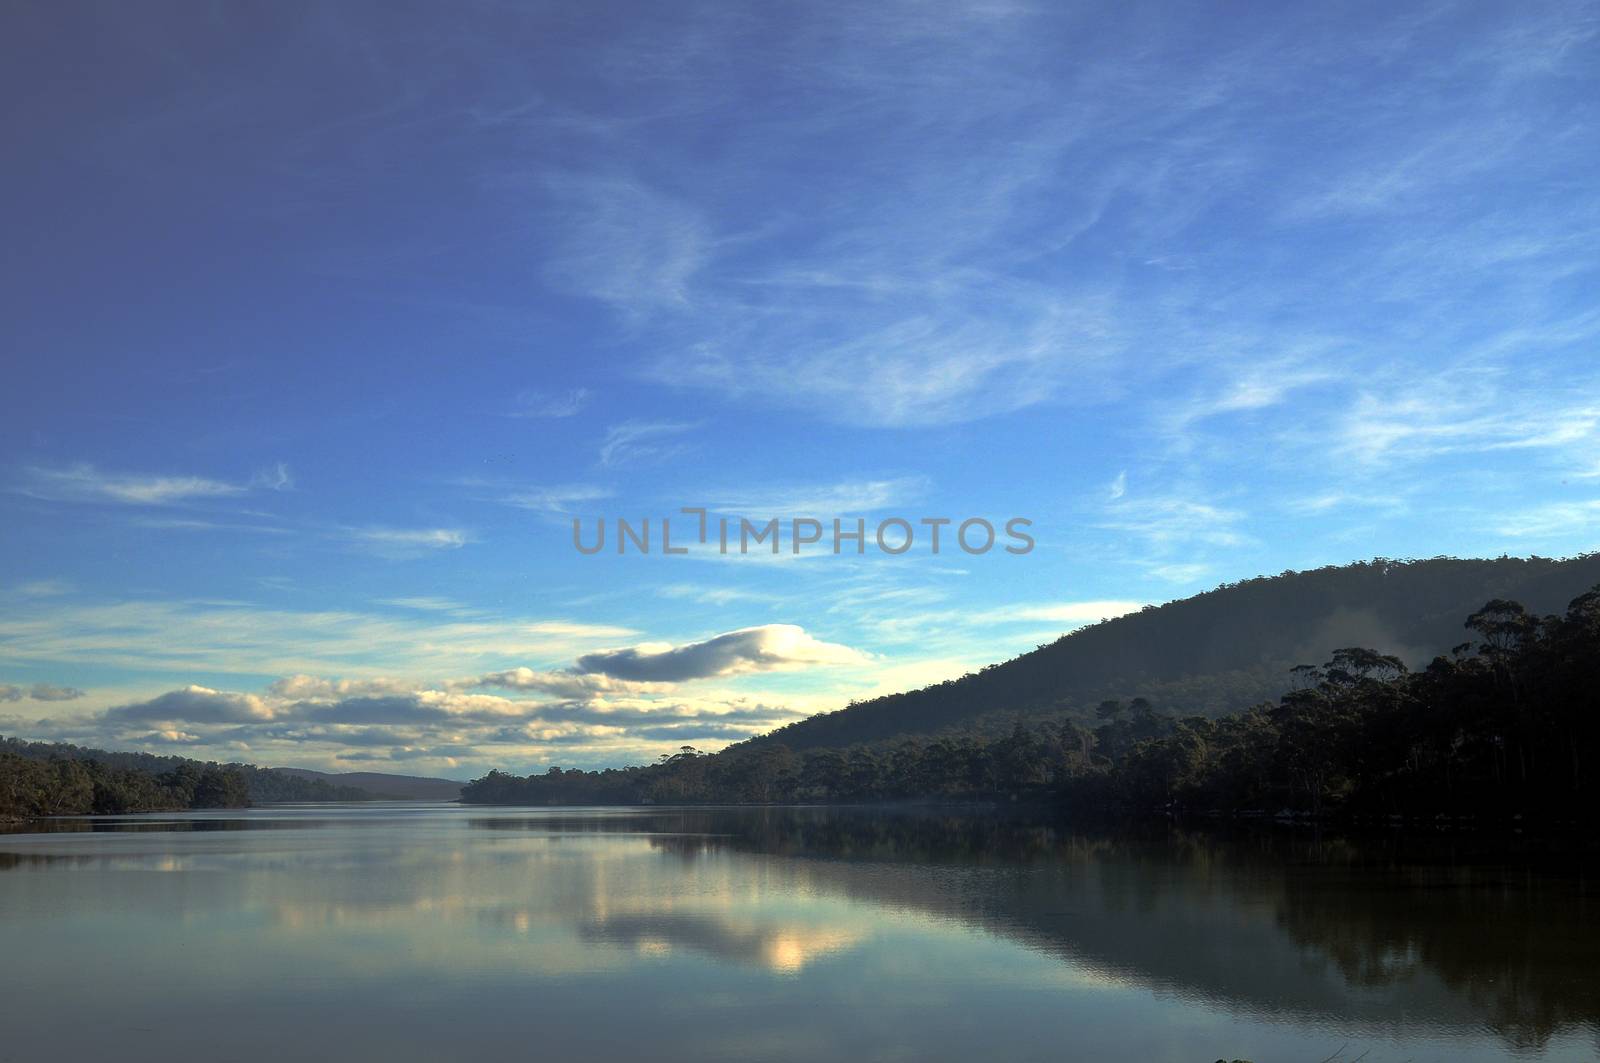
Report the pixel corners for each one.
[3,1,1598,776]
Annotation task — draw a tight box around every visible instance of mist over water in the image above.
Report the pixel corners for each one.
[1,805,1595,1063]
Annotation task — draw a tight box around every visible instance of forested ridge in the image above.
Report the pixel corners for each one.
[463,579,1600,822]
[0,737,377,820]
[756,554,1600,749]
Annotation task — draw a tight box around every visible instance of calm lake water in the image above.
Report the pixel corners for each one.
[1,804,1595,1063]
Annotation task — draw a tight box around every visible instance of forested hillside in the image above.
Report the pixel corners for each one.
[0,736,376,810]
[464,571,1600,822]
[1,749,250,818]
[756,555,1600,750]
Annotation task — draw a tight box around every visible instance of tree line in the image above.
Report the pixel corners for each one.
[0,737,380,820]
[1,754,250,818]
[463,587,1600,821]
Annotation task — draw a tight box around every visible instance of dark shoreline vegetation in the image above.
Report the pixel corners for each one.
[0,738,378,821]
[462,587,1600,822]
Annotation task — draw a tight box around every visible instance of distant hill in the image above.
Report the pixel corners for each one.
[756,554,1600,751]
[0,737,376,802]
[273,768,463,801]
[1,737,465,804]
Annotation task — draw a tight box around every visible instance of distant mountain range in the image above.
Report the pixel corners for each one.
[272,768,463,801]
[754,554,1600,751]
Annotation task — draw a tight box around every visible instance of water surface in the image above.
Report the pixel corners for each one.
[1,804,1595,1062]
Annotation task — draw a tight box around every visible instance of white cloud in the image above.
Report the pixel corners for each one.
[251,462,295,491]
[509,388,592,419]
[1163,360,1336,436]
[0,598,639,678]
[11,580,72,597]
[1496,500,1600,539]
[267,675,423,700]
[1146,562,1212,584]
[498,484,614,514]
[598,420,698,468]
[709,476,928,517]
[1331,365,1600,468]
[375,596,474,613]
[1100,495,1249,550]
[347,526,471,555]
[18,463,246,505]
[539,174,708,313]
[654,583,775,606]
[1285,492,1407,516]
[107,685,277,724]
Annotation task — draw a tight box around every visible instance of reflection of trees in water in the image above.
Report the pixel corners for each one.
[632,809,1599,1052]
[1265,842,1600,1053]
[5,808,1593,1050]
[0,851,101,870]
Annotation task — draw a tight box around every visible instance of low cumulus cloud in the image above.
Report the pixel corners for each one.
[106,685,277,725]
[575,624,867,682]
[21,623,859,771]
[268,674,421,700]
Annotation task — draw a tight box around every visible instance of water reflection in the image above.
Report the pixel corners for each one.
[0,805,1594,1063]
[633,810,1600,1051]
[580,913,863,972]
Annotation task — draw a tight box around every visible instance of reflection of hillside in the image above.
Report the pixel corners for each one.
[607,810,1599,1052]
[5,806,1594,1053]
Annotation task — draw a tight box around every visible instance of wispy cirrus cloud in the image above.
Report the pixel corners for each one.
[375,596,479,616]
[539,174,708,315]
[497,483,614,515]
[1333,375,1600,468]
[1099,494,1250,550]
[1495,499,1600,539]
[598,420,698,468]
[345,526,472,557]
[508,387,593,419]
[251,462,295,491]
[10,580,72,598]
[0,597,639,678]
[708,476,929,517]
[16,463,248,505]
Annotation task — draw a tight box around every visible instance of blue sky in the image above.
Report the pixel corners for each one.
[3,0,1598,778]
